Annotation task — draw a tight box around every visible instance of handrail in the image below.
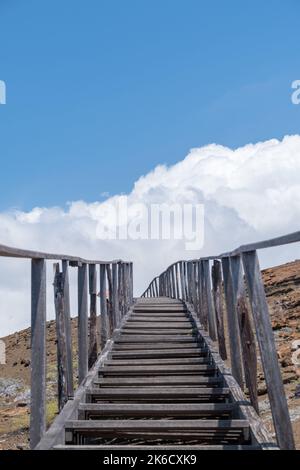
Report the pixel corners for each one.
[0,242,128,264]
[142,230,300,288]
[142,228,299,450]
[0,242,134,449]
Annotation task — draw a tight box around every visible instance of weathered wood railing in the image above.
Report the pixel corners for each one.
[142,230,300,450]
[0,244,133,449]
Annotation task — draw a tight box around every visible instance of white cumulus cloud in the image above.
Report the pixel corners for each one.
[1,134,300,335]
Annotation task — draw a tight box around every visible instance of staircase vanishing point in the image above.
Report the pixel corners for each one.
[39,297,276,450]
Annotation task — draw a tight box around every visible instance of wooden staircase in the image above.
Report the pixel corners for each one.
[45,297,275,450]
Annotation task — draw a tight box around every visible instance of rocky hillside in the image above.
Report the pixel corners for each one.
[0,261,300,449]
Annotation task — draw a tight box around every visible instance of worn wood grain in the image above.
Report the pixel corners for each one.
[211,259,227,360]
[242,250,295,450]
[221,257,244,388]
[230,255,258,413]
[53,263,68,412]
[78,263,88,384]
[30,258,47,449]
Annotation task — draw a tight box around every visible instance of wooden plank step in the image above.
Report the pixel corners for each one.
[133,304,186,313]
[124,323,192,328]
[77,403,235,419]
[87,387,229,399]
[65,419,248,436]
[113,343,201,350]
[104,357,210,366]
[116,335,198,343]
[131,313,188,318]
[99,365,217,376]
[93,376,223,387]
[110,349,207,359]
[132,312,187,316]
[55,444,261,450]
[127,317,189,322]
[121,329,193,335]
[65,418,248,430]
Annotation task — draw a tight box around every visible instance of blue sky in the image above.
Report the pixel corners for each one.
[1,0,300,211]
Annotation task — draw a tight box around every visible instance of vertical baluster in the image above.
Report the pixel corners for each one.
[242,250,295,449]
[62,260,74,398]
[203,259,217,341]
[221,257,244,388]
[198,260,207,330]
[30,258,46,449]
[179,262,185,300]
[211,259,227,360]
[88,264,98,368]
[53,263,68,411]
[106,264,113,333]
[100,263,108,348]
[78,263,88,384]
[230,255,258,412]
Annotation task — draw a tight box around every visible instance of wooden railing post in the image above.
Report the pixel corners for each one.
[106,264,113,333]
[170,266,174,298]
[242,250,295,449]
[100,264,108,348]
[230,255,258,413]
[53,263,68,412]
[179,262,184,300]
[88,264,98,368]
[211,259,227,360]
[202,259,217,341]
[117,262,122,317]
[30,258,46,449]
[221,257,244,388]
[190,262,197,310]
[78,263,88,384]
[183,262,188,300]
[112,263,119,327]
[130,262,133,303]
[174,264,179,298]
[62,260,74,399]
[155,277,158,297]
[199,260,208,330]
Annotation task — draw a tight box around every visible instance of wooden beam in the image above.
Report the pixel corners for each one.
[88,264,98,368]
[100,264,108,348]
[242,250,295,449]
[230,255,258,413]
[106,264,113,332]
[221,257,244,388]
[202,260,217,341]
[78,263,88,384]
[199,261,208,330]
[112,263,119,327]
[30,258,46,449]
[62,260,74,398]
[211,259,227,360]
[53,263,68,412]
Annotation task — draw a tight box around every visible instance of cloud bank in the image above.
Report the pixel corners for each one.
[1,135,300,335]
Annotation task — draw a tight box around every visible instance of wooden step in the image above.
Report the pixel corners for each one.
[110,349,207,360]
[104,357,210,366]
[124,322,192,328]
[121,329,193,335]
[55,444,261,450]
[87,387,229,401]
[127,317,189,322]
[77,403,235,419]
[93,376,223,387]
[99,365,217,376]
[65,419,249,442]
[113,343,201,350]
[116,335,198,343]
